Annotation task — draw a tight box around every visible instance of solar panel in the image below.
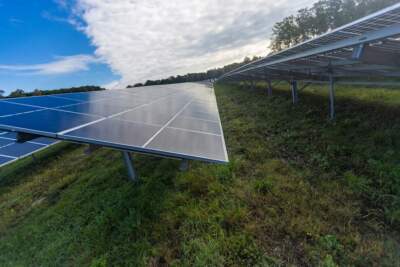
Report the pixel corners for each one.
[0,101,41,117]
[219,2,400,81]
[0,131,58,167]
[0,83,229,165]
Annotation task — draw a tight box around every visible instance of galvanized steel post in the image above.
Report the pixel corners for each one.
[267,80,273,96]
[291,80,298,104]
[329,75,336,120]
[122,151,137,182]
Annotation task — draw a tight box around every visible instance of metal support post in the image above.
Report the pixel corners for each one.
[122,151,137,182]
[329,75,336,120]
[267,80,273,96]
[179,159,190,171]
[291,80,298,104]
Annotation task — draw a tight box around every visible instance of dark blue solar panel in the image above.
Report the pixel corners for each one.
[63,118,160,148]
[0,101,42,117]
[0,133,57,167]
[0,83,229,163]
[0,132,17,140]
[0,138,14,147]
[0,110,101,136]
[0,142,45,158]
[32,137,58,145]
[5,96,80,108]
[0,156,14,166]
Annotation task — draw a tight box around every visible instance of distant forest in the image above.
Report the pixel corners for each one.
[0,86,104,98]
[128,0,397,88]
[127,56,261,88]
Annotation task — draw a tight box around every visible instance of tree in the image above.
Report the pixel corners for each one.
[0,89,4,98]
[32,89,42,96]
[9,89,25,98]
[126,56,261,88]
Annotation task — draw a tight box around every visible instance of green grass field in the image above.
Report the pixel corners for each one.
[0,82,399,266]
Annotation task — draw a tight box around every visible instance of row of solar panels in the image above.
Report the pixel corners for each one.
[219,3,400,82]
[0,83,228,165]
[0,131,58,167]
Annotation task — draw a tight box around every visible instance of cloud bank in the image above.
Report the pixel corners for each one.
[73,0,316,86]
[0,55,100,75]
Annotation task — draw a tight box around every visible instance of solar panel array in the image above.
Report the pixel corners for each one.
[0,131,57,167]
[0,83,228,164]
[219,3,400,82]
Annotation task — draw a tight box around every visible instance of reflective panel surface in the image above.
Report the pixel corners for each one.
[146,127,226,162]
[169,116,221,135]
[0,101,42,117]
[5,96,80,108]
[64,118,161,147]
[0,110,101,136]
[0,142,45,157]
[0,156,13,166]
[0,131,58,167]
[0,83,228,163]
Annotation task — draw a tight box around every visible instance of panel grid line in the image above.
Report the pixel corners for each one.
[0,83,229,164]
[167,126,221,137]
[58,90,184,136]
[143,99,194,148]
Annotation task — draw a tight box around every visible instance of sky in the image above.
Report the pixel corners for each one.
[0,0,317,95]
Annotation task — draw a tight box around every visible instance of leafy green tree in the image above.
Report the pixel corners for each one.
[32,89,42,96]
[9,89,25,98]
[127,56,261,88]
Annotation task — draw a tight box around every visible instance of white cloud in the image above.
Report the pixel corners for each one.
[74,0,317,85]
[0,54,101,75]
[102,80,121,89]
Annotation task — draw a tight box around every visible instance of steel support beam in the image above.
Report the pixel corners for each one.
[251,80,255,90]
[267,80,273,96]
[179,159,190,171]
[291,80,299,104]
[329,75,336,120]
[122,151,137,182]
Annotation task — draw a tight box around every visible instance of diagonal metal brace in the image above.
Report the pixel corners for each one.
[179,159,190,171]
[122,151,138,182]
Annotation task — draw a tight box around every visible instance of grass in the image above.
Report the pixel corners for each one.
[0,82,400,266]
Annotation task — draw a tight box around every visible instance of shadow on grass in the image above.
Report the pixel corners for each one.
[0,143,184,265]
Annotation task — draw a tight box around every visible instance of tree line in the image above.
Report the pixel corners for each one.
[0,86,104,98]
[127,56,261,88]
[128,0,397,88]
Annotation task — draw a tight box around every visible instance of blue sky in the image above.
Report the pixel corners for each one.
[0,0,119,95]
[0,0,316,96]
